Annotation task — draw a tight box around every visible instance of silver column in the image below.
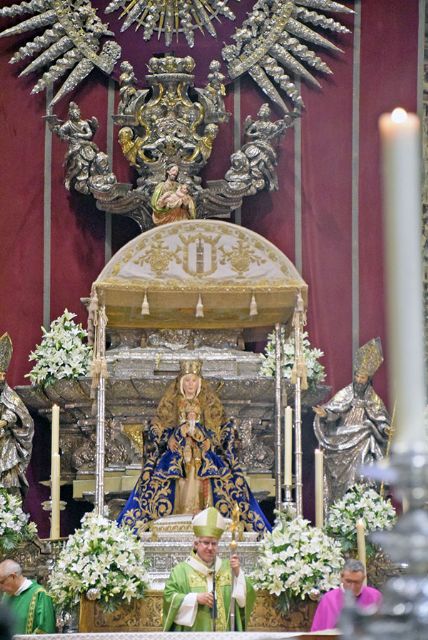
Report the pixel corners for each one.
[95,305,107,516]
[274,322,283,512]
[292,292,305,517]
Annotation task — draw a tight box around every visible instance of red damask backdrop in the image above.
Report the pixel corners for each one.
[0,0,421,532]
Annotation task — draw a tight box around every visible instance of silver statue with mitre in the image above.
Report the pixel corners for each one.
[313,337,391,506]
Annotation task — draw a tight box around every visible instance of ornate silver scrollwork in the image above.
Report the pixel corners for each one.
[47,56,295,229]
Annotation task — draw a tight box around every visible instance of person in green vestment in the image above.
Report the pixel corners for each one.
[0,560,56,635]
[163,506,256,632]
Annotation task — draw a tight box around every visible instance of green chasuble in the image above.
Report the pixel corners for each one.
[163,557,256,632]
[2,580,56,634]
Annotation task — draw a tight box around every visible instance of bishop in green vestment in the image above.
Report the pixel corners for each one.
[163,506,256,632]
[0,560,56,634]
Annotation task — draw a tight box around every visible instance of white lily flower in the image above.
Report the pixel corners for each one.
[48,512,148,611]
[251,511,342,603]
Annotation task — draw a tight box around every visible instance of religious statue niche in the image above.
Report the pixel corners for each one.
[47,55,296,231]
[117,359,271,535]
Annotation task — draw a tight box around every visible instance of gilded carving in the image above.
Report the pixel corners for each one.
[132,239,180,277]
[46,57,296,229]
[81,592,163,632]
[123,423,145,455]
[249,591,317,631]
[219,238,267,276]
[72,421,131,471]
[80,589,317,633]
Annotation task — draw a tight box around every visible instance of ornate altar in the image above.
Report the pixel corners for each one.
[18,219,311,515]
[79,589,318,633]
[77,514,317,632]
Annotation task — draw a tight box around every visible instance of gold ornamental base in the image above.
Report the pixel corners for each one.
[79,590,317,633]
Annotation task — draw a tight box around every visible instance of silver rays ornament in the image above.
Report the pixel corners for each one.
[0,0,121,106]
[222,0,353,114]
[0,0,352,112]
[105,0,239,47]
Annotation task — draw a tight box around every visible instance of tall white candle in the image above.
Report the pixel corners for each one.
[51,404,60,456]
[379,109,426,450]
[314,449,324,528]
[356,519,366,581]
[50,452,61,539]
[284,406,293,486]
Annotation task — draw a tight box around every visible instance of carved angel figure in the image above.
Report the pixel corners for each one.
[244,103,291,143]
[118,60,138,114]
[46,102,99,193]
[88,152,117,193]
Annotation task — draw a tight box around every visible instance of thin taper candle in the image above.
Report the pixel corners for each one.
[284,406,293,486]
[356,519,366,578]
[50,453,61,539]
[314,449,324,528]
[51,404,60,455]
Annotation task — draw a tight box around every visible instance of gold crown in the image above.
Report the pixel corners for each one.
[354,337,383,378]
[0,333,13,374]
[180,359,202,376]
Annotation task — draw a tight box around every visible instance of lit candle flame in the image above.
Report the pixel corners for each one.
[391,107,408,123]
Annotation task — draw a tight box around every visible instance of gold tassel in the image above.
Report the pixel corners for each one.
[100,357,109,380]
[90,357,102,399]
[87,287,99,345]
[291,357,308,390]
[249,294,258,317]
[141,292,150,316]
[195,294,204,318]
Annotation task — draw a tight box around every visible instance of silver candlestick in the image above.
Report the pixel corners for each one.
[340,446,428,640]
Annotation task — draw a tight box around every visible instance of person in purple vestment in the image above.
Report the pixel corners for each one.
[311,559,382,631]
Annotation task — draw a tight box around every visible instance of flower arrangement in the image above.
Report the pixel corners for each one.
[251,510,343,613]
[325,484,396,557]
[27,309,92,386]
[48,512,149,612]
[0,490,38,553]
[259,328,326,389]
